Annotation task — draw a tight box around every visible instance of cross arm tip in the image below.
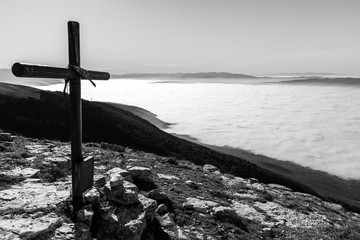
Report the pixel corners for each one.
[12,62,24,77]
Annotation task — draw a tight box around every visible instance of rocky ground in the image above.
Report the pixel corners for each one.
[1,131,360,240]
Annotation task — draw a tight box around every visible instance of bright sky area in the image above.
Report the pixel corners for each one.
[1,0,359,75]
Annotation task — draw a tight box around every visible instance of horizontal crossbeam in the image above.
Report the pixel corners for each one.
[12,62,110,80]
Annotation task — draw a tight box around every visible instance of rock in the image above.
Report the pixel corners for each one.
[0,182,69,212]
[125,190,140,206]
[97,184,111,198]
[202,164,219,173]
[110,174,124,189]
[323,201,343,212]
[94,176,106,188]
[251,183,266,192]
[249,178,259,184]
[157,173,179,180]
[253,201,331,229]
[185,180,199,189]
[100,142,125,152]
[128,166,156,191]
[267,183,292,192]
[5,167,40,178]
[0,133,13,142]
[138,194,157,214]
[123,181,139,193]
[99,205,117,220]
[156,204,169,215]
[76,206,94,228]
[231,201,266,223]
[183,197,219,213]
[158,213,175,228]
[124,213,147,240]
[213,206,248,232]
[107,167,133,182]
[148,189,169,201]
[53,223,74,240]
[148,189,173,211]
[84,187,101,205]
[127,166,152,179]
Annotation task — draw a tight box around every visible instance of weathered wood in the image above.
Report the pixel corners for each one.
[12,62,110,80]
[68,21,84,207]
[79,156,95,192]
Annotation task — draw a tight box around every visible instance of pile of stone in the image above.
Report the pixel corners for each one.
[74,166,179,240]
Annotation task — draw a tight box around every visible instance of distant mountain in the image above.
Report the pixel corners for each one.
[113,72,256,79]
[278,77,360,86]
[263,72,341,78]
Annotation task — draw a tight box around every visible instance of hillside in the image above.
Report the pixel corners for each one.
[1,133,360,239]
[0,82,360,214]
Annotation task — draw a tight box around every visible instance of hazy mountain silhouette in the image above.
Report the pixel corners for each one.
[112,72,256,79]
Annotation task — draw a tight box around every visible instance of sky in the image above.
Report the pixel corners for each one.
[1,0,360,75]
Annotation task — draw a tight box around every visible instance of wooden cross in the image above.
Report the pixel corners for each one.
[11,21,110,209]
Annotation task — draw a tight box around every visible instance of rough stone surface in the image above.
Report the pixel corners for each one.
[94,176,106,188]
[202,164,219,173]
[123,180,139,193]
[107,167,133,182]
[84,187,101,205]
[0,133,13,142]
[183,197,219,213]
[156,203,169,215]
[1,133,360,240]
[185,180,200,189]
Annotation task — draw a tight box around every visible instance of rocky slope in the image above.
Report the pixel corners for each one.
[1,132,360,240]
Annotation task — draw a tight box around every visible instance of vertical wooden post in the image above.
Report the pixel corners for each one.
[68,21,83,208]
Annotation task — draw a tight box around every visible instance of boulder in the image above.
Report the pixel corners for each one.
[128,166,156,191]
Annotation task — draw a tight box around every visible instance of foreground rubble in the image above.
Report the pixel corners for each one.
[1,133,360,239]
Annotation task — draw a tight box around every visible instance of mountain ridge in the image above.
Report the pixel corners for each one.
[112,72,256,79]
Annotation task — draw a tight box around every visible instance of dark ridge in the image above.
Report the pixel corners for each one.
[278,77,360,86]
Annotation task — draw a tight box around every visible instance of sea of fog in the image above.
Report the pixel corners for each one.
[39,79,360,179]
